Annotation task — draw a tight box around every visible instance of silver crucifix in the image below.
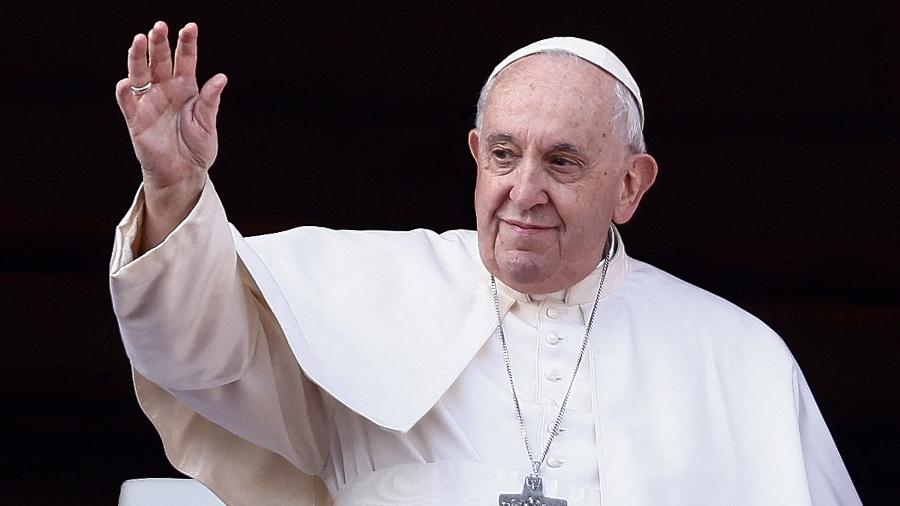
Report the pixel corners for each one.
[499,474,567,506]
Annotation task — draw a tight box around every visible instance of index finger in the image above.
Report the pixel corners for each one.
[173,22,199,78]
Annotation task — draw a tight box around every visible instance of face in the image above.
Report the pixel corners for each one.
[470,55,656,294]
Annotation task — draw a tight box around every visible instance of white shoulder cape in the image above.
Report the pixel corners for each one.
[237,224,516,432]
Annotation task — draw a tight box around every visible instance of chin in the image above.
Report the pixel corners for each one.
[497,254,552,288]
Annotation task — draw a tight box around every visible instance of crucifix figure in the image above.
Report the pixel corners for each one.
[499,475,567,506]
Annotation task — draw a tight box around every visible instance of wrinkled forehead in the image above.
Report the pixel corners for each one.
[487,37,644,127]
[488,55,619,117]
[483,56,624,154]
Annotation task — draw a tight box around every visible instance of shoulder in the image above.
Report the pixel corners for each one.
[243,226,482,285]
[620,256,794,365]
[622,256,770,329]
[246,226,477,259]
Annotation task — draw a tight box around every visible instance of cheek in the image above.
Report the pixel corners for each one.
[555,194,607,246]
[474,179,506,221]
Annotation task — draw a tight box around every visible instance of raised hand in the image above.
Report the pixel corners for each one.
[115,21,227,253]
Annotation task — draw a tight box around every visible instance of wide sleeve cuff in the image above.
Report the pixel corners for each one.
[109,176,258,390]
[109,179,148,272]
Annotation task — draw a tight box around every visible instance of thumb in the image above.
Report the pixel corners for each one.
[115,77,138,123]
[195,73,228,131]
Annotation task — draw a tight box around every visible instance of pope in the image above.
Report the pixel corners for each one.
[111,21,861,505]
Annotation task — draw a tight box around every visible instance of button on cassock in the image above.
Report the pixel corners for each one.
[544,331,561,345]
[547,424,567,434]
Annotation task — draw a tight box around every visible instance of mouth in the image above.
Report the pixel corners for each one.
[501,219,556,235]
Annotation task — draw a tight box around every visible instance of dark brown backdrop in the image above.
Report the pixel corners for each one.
[3,1,897,504]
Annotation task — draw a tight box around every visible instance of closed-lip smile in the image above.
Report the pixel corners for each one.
[501,219,555,233]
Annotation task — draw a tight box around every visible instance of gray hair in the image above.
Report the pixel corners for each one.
[474,50,646,154]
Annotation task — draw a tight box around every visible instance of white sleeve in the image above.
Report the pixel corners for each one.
[109,178,331,504]
[794,365,863,505]
[110,177,256,390]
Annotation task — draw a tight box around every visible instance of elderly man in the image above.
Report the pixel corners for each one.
[110,21,860,505]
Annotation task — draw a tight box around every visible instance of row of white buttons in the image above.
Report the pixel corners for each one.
[543,304,576,472]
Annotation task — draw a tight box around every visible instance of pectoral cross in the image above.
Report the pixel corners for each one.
[499,474,567,506]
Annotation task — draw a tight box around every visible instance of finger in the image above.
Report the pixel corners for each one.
[195,74,228,132]
[148,21,173,82]
[115,77,138,121]
[173,22,199,79]
[127,33,151,89]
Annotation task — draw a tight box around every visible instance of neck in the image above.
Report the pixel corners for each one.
[492,225,622,306]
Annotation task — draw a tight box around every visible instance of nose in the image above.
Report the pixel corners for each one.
[508,160,549,210]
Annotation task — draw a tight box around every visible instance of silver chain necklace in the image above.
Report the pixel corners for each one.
[492,247,611,506]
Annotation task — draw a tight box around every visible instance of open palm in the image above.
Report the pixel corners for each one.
[115,22,227,190]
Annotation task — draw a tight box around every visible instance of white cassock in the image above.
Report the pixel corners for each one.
[110,178,861,506]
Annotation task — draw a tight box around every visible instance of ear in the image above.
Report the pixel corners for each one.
[467,128,481,165]
[612,153,658,224]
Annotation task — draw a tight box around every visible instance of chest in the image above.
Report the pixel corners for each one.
[447,299,600,489]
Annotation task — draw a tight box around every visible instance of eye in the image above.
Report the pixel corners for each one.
[492,148,513,161]
[550,157,577,168]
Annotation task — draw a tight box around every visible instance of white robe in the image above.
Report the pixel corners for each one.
[110,177,861,505]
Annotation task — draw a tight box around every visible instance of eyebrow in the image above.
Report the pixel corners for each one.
[485,134,594,155]
[551,142,586,155]
[486,133,514,144]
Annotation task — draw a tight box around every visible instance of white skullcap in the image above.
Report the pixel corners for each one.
[487,37,644,128]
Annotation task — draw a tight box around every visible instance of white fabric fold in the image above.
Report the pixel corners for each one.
[234,225,499,432]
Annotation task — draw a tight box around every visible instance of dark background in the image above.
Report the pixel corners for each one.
[3,1,897,504]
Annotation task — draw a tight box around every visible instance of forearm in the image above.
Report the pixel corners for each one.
[138,176,206,255]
